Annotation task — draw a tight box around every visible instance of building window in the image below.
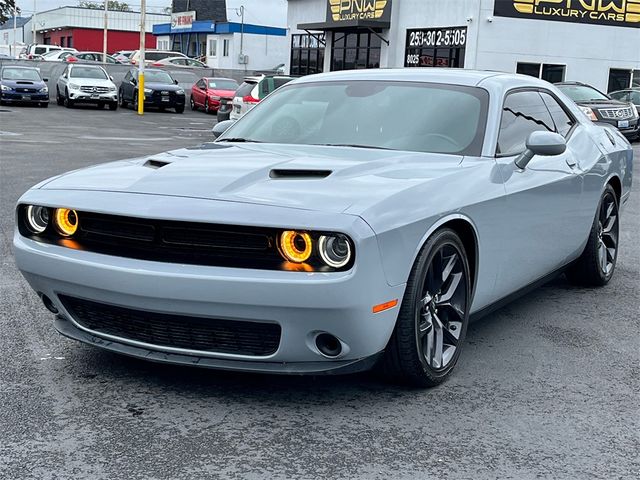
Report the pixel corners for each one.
[331,31,381,72]
[290,33,325,76]
[67,36,73,48]
[209,38,217,57]
[223,39,230,57]
[516,63,566,83]
[607,69,640,92]
[404,27,467,69]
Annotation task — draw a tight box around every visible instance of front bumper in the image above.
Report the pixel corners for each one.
[1,92,49,103]
[14,192,404,374]
[144,93,185,108]
[598,117,640,138]
[68,90,117,103]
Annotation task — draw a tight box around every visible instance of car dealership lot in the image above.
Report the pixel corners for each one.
[1,105,638,479]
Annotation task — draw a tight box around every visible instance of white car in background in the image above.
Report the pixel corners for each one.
[128,49,188,66]
[150,56,207,68]
[56,64,118,110]
[41,49,78,62]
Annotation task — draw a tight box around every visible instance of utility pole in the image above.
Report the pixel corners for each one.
[32,0,37,45]
[103,0,108,64]
[240,5,244,61]
[137,0,146,115]
[12,4,17,57]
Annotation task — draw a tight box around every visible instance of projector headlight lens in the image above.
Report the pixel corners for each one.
[54,208,78,236]
[26,205,50,234]
[318,234,352,268]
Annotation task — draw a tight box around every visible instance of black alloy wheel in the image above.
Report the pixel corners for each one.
[132,90,138,111]
[566,184,619,286]
[119,89,127,108]
[383,228,471,387]
[205,98,210,114]
[190,96,196,110]
[63,89,73,108]
[56,87,64,105]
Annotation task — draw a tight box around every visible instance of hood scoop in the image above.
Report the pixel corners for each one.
[144,159,171,169]
[269,169,332,179]
[17,81,34,84]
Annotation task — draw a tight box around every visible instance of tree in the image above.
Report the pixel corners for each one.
[77,1,132,11]
[0,0,20,25]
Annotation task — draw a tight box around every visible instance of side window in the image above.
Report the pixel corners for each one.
[540,92,575,137]
[124,71,131,82]
[196,80,205,89]
[260,79,271,97]
[497,91,555,156]
[630,91,640,104]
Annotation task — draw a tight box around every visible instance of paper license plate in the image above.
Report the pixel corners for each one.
[91,94,100,99]
[618,120,629,128]
[22,95,31,100]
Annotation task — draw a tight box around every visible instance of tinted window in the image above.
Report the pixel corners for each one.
[222,81,488,156]
[235,81,257,97]
[70,66,108,79]
[557,84,608,102]
[146,51,179,61]
[34,47,47,55]
[630,91,640,105]
[498,91,555,156]
[171,58,187,65]
[540,92,574,137]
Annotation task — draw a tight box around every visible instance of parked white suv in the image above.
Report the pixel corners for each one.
[56,64,118,110]
[128,49,187,66]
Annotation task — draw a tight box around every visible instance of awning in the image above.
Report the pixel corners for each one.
[297,19,390,31]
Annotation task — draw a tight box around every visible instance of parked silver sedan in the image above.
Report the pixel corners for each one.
[14,69,633,387]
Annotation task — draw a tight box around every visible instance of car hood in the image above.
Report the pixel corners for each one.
[145,82,183,92]
[38,143,466,215]
[1,79,45,89]
[574,98,629,108]
[69,77,115,87]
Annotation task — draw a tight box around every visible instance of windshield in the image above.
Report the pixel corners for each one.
[71,66,108,79]
[1,68,41,81]
[221,81,488,155]
[557,84,609,102]
[208,79,238,90]
[145,70,174,84]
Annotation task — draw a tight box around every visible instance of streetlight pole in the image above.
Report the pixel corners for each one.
[103,0,108,64]
[32,0,37,45]
[137,0,146,115]
[12,4,17,57]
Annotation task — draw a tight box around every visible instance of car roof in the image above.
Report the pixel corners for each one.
[1,65,39,71]
[204,77,237,82]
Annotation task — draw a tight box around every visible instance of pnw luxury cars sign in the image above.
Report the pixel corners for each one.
[326,0,393,24]
[494,0,640,28]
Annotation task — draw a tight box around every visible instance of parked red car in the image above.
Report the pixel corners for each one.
[190,77,239,114]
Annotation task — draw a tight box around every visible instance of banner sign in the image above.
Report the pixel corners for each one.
[494,0,640,28]
[326,0,392,24]
[171,11,196,30]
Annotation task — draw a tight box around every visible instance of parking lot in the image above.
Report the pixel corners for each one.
[1,104,638,479]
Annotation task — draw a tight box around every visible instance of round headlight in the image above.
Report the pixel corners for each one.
[279,230,312,263]
[319,234,351,268]
[54,208,78,236]
[26,205,50,233]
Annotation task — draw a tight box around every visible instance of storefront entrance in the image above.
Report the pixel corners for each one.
[331,31,381,71]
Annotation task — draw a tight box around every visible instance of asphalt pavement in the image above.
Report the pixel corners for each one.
[1,103,638,479]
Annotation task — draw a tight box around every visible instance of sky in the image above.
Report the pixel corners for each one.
[16,0,172,15]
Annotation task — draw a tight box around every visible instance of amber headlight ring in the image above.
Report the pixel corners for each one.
[54,208,79,236]
[279,230,313,263]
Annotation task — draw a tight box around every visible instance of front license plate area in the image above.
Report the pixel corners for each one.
[22,95,31,100]
[618,120,629,128]
[91,94,100,99]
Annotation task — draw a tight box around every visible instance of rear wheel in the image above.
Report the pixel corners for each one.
[566,184,619,286]
[382,228,471,387]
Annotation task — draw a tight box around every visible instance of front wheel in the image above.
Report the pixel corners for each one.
[63,90,73,108]
[56,88,64,106]
[566,184,619,286]
[204,98,210,114]
[108,102,118,111]
[119,89,127,108]
[132,91,138,111]
[190,97,196,110]
[382,228,471,387]
[40,102,49,108]
[175,105,184,114]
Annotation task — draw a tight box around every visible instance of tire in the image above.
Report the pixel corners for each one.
[175,105,184,114]
[56,88,64,106]
[63,90,73,108]
[190,97,196,111]
[381,228,471,387]
[217,109,230,122]
[41,102,48,108]
[132,91,138,111]
[204,98,210,114]
[97,102,105,109]
[119,90,127,108]
[566,184,619,286]
[109,102,117,111]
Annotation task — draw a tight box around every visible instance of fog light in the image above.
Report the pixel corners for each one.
[26,205,50,233]
[54,208,78,236]
[279,230,312,263]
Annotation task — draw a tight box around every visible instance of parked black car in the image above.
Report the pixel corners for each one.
[556,81,639,140]
[119,68,185,113]
[609,87,640,112]
[0,66,49,107]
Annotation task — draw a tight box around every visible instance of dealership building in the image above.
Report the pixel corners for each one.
[286,0,640,92]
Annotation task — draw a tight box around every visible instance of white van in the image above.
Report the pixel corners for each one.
[24,44,77,59]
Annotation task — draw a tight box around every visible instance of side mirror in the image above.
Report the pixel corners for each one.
[212,119,236,139]
[110,75,114,81]
[43,78,49,82]
[515,131,567,169]
[131,78,136,85]
[174,79,179,85]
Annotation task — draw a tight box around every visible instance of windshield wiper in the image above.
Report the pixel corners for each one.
[217,137,262,143]
[313,143,393,150]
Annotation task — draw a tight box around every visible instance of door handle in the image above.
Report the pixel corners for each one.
[566,157,577,168]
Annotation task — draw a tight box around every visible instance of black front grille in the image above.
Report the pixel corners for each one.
[71,211,283,269]
[60,295,281,356]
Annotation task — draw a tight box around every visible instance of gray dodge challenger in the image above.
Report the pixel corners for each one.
[14,69,633,387]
